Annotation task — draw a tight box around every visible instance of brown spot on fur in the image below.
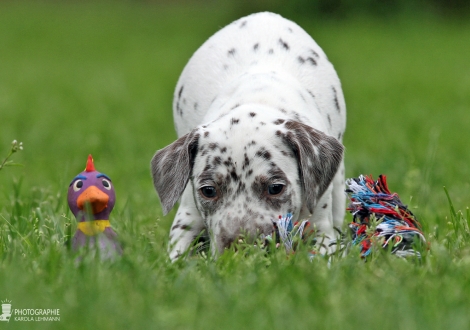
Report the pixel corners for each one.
[223,157,233,167]
[332,86,340,112]
[236,181,246,195]
[178,85,184,99]
[256,148,271,160]
[310,49,320,58]
[230,170,239,182]
[213,156,222,166]
[279,38,289,50]
[242,153,250,170]
[307,57,317,66]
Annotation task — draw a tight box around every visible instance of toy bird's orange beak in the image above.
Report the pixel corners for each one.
[77,186,109,214]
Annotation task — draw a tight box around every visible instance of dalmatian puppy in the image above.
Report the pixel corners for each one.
[151,12,346,260]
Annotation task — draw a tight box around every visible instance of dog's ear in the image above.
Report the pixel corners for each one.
[150,129,200,215]
[282,121,344,214]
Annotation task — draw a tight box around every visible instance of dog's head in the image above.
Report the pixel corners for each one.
[151,106,343,254]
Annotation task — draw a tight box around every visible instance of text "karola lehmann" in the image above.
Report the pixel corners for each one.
[1,300,60,322]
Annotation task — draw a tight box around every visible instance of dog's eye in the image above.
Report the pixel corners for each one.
[268,184,284,196]
[73,180,83,192]
[200,186,218,199]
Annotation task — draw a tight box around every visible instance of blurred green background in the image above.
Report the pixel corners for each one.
[1,0,469,226]
[1,1,470,328]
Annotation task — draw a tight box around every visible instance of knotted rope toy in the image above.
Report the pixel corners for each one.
[264,214,312,253]
[67,155,123,259]
[346,174,425,258]
[263,175,425,259]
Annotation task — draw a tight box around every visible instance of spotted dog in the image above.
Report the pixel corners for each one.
[151,12,346,260]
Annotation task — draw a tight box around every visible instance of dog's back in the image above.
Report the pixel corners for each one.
[173,12,346,139]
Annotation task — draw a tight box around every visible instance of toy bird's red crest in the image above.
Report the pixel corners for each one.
[85,154,95,172]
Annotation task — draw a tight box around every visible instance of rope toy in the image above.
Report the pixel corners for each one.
[264,214,312,253]
[346,174,425,258]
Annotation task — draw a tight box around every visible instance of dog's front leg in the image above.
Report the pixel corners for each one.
[168,184,205,261]
[308,186,339,255]
[331,159,346,230]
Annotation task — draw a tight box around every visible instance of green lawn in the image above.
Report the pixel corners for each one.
[1,2,470,329]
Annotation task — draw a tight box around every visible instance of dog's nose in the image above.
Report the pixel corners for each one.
[216,233,247,253]
[216,231,237,253]
[216,219,275,253]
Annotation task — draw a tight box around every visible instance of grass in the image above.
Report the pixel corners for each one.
[1,1,470,329]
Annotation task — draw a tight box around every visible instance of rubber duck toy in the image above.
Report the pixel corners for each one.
[67,154,122,258]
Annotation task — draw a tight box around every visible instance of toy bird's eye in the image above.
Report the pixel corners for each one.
[101,179,112,190]
[73,180,83,192]
[200,186,218,199]
[268,184,284,196]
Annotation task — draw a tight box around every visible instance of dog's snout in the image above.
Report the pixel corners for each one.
[216,216,274,252]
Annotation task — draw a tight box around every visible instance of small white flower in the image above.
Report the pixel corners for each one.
[10,140,23,152]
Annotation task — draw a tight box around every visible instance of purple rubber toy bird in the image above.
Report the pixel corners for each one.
[67,155,122,259]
